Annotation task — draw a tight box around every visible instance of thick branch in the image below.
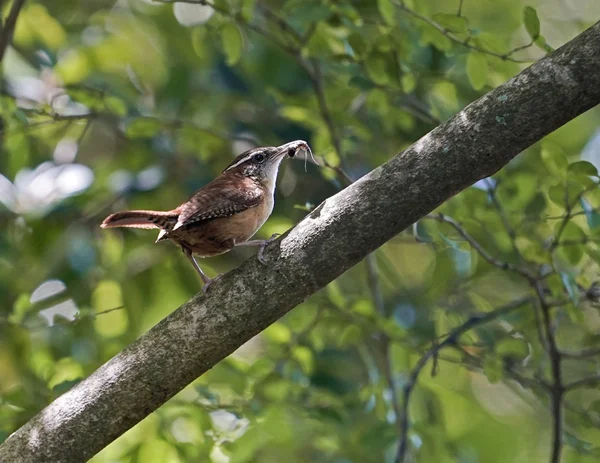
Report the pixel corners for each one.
[1,21,600,463]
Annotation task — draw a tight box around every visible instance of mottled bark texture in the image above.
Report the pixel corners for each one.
[2,21,600,463]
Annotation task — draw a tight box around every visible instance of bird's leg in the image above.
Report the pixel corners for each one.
[235,233,281,264]
[181,247,220,293]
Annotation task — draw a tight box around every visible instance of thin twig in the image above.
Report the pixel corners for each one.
[258,3,303,43]
[424,213,535,280]
[364,254,405,461]
[395,2,535,63]
[6,108,258,145]
[152,0,298,55]
[563,374,600,391]
[549,182,598,252]
[533,281,563,463]
[396,297,532,461]
[561,347,600,359]
[0,0,26,63]
[485,178,528,265]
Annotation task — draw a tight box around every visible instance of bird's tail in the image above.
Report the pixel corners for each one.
[100,210,178,230]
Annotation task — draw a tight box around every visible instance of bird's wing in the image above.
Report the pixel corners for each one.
[174,178,262,230]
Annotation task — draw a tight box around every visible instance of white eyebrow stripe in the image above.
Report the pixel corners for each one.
[224,154,254,171]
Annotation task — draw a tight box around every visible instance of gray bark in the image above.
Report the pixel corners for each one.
[2,20,600,463]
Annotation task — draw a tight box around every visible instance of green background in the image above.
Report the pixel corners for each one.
[1,0,600,461]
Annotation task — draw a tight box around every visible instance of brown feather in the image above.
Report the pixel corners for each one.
[100,210,177,230]
[174,175,262,229]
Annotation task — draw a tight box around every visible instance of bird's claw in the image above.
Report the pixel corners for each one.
[258,233,280,265]
[202,273,223,294]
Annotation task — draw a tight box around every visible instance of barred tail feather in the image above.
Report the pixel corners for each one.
[100,210,177,230]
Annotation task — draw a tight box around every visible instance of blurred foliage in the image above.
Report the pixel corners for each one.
[0,0,599,462]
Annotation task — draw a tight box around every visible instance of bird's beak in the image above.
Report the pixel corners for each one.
[275,140,312,159]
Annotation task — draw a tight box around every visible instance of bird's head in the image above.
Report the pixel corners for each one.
[223,140,312,190]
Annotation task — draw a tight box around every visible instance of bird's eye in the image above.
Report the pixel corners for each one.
[254,153,265,163]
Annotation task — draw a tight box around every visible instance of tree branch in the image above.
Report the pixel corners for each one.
[0,0,25,64]
[424,213,535,279]
[533,281,564,463]
[1,21,600,463]
[396,297,533,461]
[396,2,536,63]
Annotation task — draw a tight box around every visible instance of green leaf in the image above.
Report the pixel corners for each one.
[525,192,547,216]
[483,356,504,384]
[466,53,488,90]
[496,338,529,360]
[263,323,291,344]
[327,280,346,308]
[347,33,369,58]
[11,293,32,324]
[568,161,598,177]
[433,13,468,34]
[401,73,416,93]
[336,4,362,25]
[535,34,554,52]
[541,142,568,176]
[366,88,389,115]
[303,23,332,57]
[292,346,314,374]
[93,280,128,337]
[377,0,396,26]
[588,400,600,415]
[241,0,256,21]
[104,96,128,117]
[365,52,389,85]
[523,6,540,40]
[125,117,162,138]
[221,23,243,66]
[338,325,362,346]
[557,221,585,242]
[138,440,180,463]
[353,299,375,318]
[516,236,550,264]
[555,221,585,265]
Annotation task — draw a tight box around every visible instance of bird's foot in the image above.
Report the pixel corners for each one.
[258,233,281,264]
[202,273,223,294]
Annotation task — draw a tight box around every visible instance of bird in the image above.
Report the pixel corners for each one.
[101,140,312,292]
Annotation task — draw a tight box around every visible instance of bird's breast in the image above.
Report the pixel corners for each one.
[230,192,274,242]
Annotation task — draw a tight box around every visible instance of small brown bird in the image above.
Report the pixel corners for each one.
[101,140,311,291]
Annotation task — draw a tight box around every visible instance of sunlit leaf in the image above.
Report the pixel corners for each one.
[495,338,529,360]
[541,143,568,176]
[241,0,256,21]
[125,117,162,138]
[433,13,468,34]
[483,356,504,383]
[377,0,396,26]
[365,52,390,85]
[221,23,243,66]
[92,280,128,337]
[292,346,314,374]
[569,161,598,177]
[523,6,540,40]
[263,323,292,344]
[347,33,369,57]
[466,53,488,90]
